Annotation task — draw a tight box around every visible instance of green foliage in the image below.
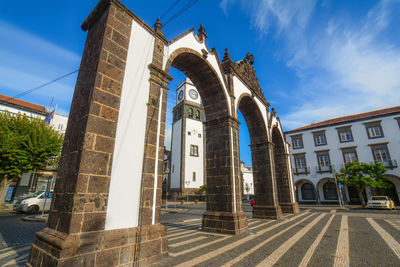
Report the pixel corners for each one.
[0,112,63,179]
[199,184,207,193]
[336,161,389,190]
[335,160,390,206]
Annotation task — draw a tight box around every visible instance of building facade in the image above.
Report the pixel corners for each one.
[285,106,400,204]
[0,94,68,202]
[170,78,206,197]
[241,161,254,198]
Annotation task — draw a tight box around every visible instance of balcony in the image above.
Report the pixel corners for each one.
[316,165,333,173]
[376,159,398,169]
[293,167,310,175]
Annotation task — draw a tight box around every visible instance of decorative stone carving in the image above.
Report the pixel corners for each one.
[197,24,208,42]
[222,50,269,107]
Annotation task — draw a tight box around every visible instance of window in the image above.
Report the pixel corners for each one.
[198,133,201,138]
[188,131,191,136]
[341,147,358,164]
[396,117,400,128]
[291,134,303,149]
[316,151,331,172]
[195,110,200,120]
[172,165,174,173]
[188,108,193,118]
[323,181,338,200]
[337,126,353,142]
[364,121,383,139]
[370,143,394,167]
[301,183,316,200]
[192,172,196,182]
[293,154,308,174]
[190,145,199,157]
[313,131,327,146]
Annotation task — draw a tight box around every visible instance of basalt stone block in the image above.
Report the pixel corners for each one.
[280,202,300,214]
[202,211,248,235]
[252,205,283,220]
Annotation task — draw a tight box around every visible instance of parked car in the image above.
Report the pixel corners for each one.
[13,191,53,214]
[367,196,395,210]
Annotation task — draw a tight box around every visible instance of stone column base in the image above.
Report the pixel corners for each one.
[202,211,248,235]
[252,205,283,219]
[26,224,167,267]
[279,202,300,214]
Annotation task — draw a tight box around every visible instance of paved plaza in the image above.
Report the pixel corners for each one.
[1,206,400,266]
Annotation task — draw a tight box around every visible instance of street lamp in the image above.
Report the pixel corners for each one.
[185,180,190,202]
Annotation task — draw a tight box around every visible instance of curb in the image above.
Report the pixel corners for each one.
[21,215,47,222]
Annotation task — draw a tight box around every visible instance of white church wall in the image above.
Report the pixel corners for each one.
[184,119,204,189]
[105,19,155,230]
[170,119,182,188]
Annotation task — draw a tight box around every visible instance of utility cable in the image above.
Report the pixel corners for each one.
[12,69,79,99]
[160,0,182,19]
[164,0,200,26]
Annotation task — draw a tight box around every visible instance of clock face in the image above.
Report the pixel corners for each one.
[178,90,184,101]
[189,89,199,100]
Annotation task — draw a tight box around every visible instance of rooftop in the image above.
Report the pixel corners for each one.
[285,106,400,134]
[0,94,47,115]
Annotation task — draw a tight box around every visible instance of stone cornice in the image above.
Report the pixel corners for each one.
[148,63,173,88]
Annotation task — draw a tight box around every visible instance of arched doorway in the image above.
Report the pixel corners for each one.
[323,181,338,201]
[236,95,282,219]
[272,127,299,213]
[295,180,317,203]
[373,179,400,204]
[165,49,247,234]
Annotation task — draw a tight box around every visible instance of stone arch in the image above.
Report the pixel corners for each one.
[236,95,282,219]
[271,126,297,212]
[165,47,247,234]
[165,48,230,120]
[375,175,400,204]
[317,178,338,202]
[294,179,317,203]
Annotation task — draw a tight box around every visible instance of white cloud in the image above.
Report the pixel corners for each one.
[222,0,400,130]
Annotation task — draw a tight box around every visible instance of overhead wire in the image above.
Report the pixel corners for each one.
[163,0,200,26]
[159,0,182,19]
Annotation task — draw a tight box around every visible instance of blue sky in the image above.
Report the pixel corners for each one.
[1,0,400,166]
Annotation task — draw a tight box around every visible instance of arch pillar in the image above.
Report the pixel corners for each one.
[27,1,172,266]
[202,116,248,234]
[251,141,282,219]
[279,151,300,213]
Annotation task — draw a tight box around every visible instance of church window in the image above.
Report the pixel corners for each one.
[188,108,193,118]
[195,110,200,120]
[192,172,196,182]
[190,145,199,157]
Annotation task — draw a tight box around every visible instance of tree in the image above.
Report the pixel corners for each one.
[198,184,207,195]
[0,112,63,206]
[335,160,390,207]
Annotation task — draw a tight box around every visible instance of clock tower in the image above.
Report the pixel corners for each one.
[170,78,206,198]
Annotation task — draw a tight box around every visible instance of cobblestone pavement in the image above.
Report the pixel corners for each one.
[1,208,400,266]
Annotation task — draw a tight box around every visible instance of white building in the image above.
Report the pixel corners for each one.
[170,78,206,196]
[0,94,68,202]
[241,162,254,197]
[285,106,400,205]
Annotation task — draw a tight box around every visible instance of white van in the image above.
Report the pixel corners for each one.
[13,191,53,214]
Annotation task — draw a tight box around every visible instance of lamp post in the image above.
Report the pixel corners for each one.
[185,180,190,202]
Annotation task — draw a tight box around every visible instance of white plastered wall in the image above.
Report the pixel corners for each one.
[170,119,182,188]
[184,119,204,189]
[105,19,155,230]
